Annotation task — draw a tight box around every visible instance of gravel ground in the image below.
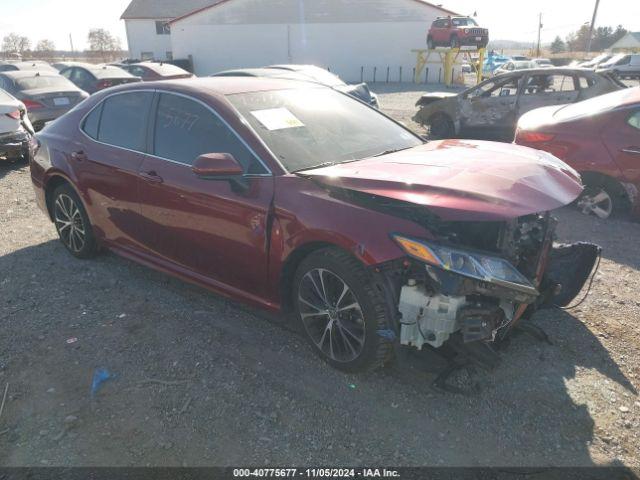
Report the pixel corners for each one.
[0,85,639,467]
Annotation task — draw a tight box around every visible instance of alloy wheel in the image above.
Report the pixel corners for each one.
[297,268,366,363]
[578,188,613,219]
[54,194,86,252]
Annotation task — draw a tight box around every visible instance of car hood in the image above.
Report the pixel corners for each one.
[416,91,459,107]
[298,139,583,221]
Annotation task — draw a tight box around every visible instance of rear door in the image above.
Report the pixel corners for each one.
[136,92,274,296]
[459,74,520,140]
[75,90,154,248]
[602,109,640,207]
[518,73,580,117]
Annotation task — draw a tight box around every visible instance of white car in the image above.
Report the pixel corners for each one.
[597,54,640,79]
[0,88,34,162]
[489,60,536,78]
[532,58,553,68]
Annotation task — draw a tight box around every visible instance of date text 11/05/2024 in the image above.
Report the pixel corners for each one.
[232,468,400,478]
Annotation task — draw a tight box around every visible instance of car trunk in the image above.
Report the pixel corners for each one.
[20,88,85,109]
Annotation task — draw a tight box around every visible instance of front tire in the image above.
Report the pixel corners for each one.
[293,248,393,373]
[52,184,98,258]
[427,36,435,49]
[428,113,455,139]
[450,35,459,48]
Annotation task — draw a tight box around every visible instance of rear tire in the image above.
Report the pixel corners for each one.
[293,248,393,373]
[52,184,98,258]
[428,113,455,139]
[577,177,630,219]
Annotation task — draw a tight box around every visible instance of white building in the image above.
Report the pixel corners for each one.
[122,0,462,83]
[610,32,640,53]
[121,0,215,60]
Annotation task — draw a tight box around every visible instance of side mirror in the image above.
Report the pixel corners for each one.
[192,153,243,179]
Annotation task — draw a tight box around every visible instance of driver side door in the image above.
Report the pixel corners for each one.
[460,75,521,140]
[136,92,275,297]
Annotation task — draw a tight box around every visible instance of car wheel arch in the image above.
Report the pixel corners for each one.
[580,171,633,211]
[44,174,89,222]
[279,241,363,314]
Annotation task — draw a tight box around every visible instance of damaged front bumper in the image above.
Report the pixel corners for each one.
[392,241,601,350]
[0,129,33,161]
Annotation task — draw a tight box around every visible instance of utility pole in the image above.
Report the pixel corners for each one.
[69,33,74,53]
[536,13,543,58]
[586,0,601,54]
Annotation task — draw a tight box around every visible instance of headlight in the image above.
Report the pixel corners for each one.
[392,234,538,295]
[464,28,469,34]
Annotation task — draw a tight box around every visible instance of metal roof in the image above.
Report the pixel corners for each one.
[121,0,225,20]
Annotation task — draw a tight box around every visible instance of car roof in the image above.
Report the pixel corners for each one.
[0,70,65,79]
[131,62,190,75]
[102,76,322,97]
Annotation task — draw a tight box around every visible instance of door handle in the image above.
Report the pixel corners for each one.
[71,150,86,161]
[139,170,163,183]
[622,147,640,155]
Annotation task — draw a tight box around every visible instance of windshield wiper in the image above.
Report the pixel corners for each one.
[372,146,413,157]
[291,161,338,174]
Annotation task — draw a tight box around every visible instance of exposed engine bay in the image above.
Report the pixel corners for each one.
[331,188,601,351]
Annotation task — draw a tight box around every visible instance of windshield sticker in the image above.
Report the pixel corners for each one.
[250,108,304,130]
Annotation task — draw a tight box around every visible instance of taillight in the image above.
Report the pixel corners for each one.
[5,109,21,120]
[22,99,45,110]
[96,80,113,89]
[518,131,555,143]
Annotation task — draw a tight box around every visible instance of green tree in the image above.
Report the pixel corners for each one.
[550,36,566,53]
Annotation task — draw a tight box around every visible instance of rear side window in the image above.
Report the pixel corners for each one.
[82,103,102,139]
[98,92,153,150]
[152,93,265,172]
[578,76,595,89]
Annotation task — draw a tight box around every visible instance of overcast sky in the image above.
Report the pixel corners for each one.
[1,0,639,51]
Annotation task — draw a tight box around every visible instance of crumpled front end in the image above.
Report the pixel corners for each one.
[383,213,600,350]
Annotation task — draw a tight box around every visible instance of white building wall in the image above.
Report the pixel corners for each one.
[125,19,174,60]
[170,0,462,83]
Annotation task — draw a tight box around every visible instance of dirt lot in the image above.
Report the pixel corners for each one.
[0,85,639,468]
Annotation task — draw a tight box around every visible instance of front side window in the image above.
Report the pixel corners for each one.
[628,111,640,130]
[153,93,265,173]
[98,92,153,150]
[228,87,422,172]
[523,74,575,95]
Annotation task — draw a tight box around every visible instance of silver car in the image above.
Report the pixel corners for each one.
[0,71,89,131]
[413,68,625,141]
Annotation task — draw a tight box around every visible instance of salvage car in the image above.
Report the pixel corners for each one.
[213,65,379,108]
[118,62,193,81]
[0,88,34,161]
[515,87,640,219]
[414,68,624,140]
[30,78,599,372]
[0,71,89,131]
[59,63,141,94]
[597,53,640,79]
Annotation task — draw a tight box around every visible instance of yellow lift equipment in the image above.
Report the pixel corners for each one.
[412,46,486,86]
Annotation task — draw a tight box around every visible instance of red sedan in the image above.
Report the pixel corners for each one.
[515,87,640,219]
[30,78,598,372]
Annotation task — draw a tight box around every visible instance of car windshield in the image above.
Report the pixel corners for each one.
[227,87,421,172]
[91,67,132,79]
[15,75,75,90]
[600,54,625,67]
[514,61,535,69]
[452,18,477,26]
[553,88,639,121]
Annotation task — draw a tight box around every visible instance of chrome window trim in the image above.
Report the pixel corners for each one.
[78,88,273,176]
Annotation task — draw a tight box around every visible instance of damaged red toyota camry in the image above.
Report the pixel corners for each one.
[30,78,599,372]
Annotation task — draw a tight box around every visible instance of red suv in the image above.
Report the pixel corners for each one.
[427,16,489,49]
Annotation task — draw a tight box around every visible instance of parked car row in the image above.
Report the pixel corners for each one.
[0,59,380,139]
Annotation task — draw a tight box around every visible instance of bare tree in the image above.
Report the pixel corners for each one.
[87,29,121,61]
[35,39,56,58]
[2,33,31,55]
